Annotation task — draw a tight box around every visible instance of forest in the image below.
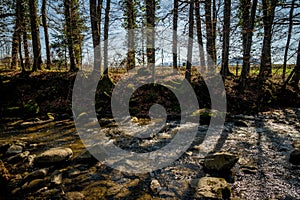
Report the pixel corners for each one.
[0,0,300,199]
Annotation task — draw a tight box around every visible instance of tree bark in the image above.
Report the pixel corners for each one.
[125,0,136,71]
[42,0,51,70]
[29,0,43,71]
[172,0,178,69]
[90,0,103,72]
[240,0,258,90]
[259,0,278,81]
[103,0,111,75]
[11,23,19,70]
[64,0,77,72]
[291,39,300,87]
[204,0,215,69]
[195,0,205,72]
[145,0,156,78]
[185,0,194,82]
[220,0,231,77]
[282,0,295,81]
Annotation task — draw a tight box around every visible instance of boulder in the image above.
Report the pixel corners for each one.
[190,177,231,199]
[289,149,300,165]
[204,152,239,173]
[65,191,85,200]
[7,151,30,163]
[23,168,49,183]
[233,120,249,127]
[6,144,23,155]
[34,147,73,165]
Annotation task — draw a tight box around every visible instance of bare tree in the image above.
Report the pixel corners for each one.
[259,0,278,81]
[103,0,111,75]
[42,0,51,70]
[290,39,300,87]
[125,0,136,71]
[220,0,232,77]
[185,0,194,82]
[90,0,103,72]
[172,0,179,69]
[195,0,205,72]
[29,0,43,71]
[282,0,295,81]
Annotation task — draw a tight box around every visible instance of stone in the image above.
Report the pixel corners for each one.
[6,144,23,155]
[65,191,85,200]
[150,179,161,193]
[72,150,97,163]
[51,173,62,185]
[204,152,239,173]
[22,179,47,192]
[292,140,300,149]
[0,160,10,187]
[289,149,300,165]
[190,177,231,200]
[23,168,49,183]
[233,120,249,127]
[34,147,73,165]
[7,151,30,163]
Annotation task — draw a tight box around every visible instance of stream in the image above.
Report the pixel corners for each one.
[0,108,299,199]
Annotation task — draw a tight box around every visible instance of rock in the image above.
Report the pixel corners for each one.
[65,191,85,200]
[233,120,249,127]
[6,144,23,155]
[292,140,300,149]
[190,177,231,200]
[204,152,239,173]
[72,150,97,163]
[7,151,30,163]
[289,149,300,165]
[150,179,161,193]
[0,143,11,154]
[51,172,62,185]
[22,179,47,192]
[23,168,49,183]
[34,147,73,165]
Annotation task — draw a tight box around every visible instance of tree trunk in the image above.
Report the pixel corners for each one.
[291,39,300,87]
[185,0,194,82]
[240,0,258,90]
[29,0,43,72]
[259,0,277,81]
[11,23,19,70]
[103,0,111,75]
[19,0,30,70]
[23,31,30,69]
[282,0,295,81]
[64,0,77,72]
[195,0,205,72]
[42,0,51,70]
[220,0,231,77]
[90,0,103,72]
[125,0,136,71]
[172,0,178,69]
[204,0,215,68]
[145,0,156,79]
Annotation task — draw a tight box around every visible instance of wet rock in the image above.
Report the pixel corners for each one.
[233,120,249,127]
[21,178,47,192]
[34,147,73,165]
[289,149,300,165]
[150,179,161,193]
[0,143,11,154]
[204,152,239,173]
[65,191,85,200]
[23,168,49,183]
[72,150,97,163]
[6,144,23,155]
[292,140,300,149]
[7,151,30,163]
[190,177,231,199]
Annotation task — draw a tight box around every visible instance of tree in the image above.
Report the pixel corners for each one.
[282,0,296,81]
[172,0,178,69]
[204,0,217,67]
[195,0,205,72]
[90,0,103,72]
[185,0,194,82]
[42,0,51,70]
[259,0,278,81]
[290,39,300,87]
[220,0,232,77]
[145,0,156,78]
[29,0,43,71]
[239,0,258,89]
[103,0,111,75]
